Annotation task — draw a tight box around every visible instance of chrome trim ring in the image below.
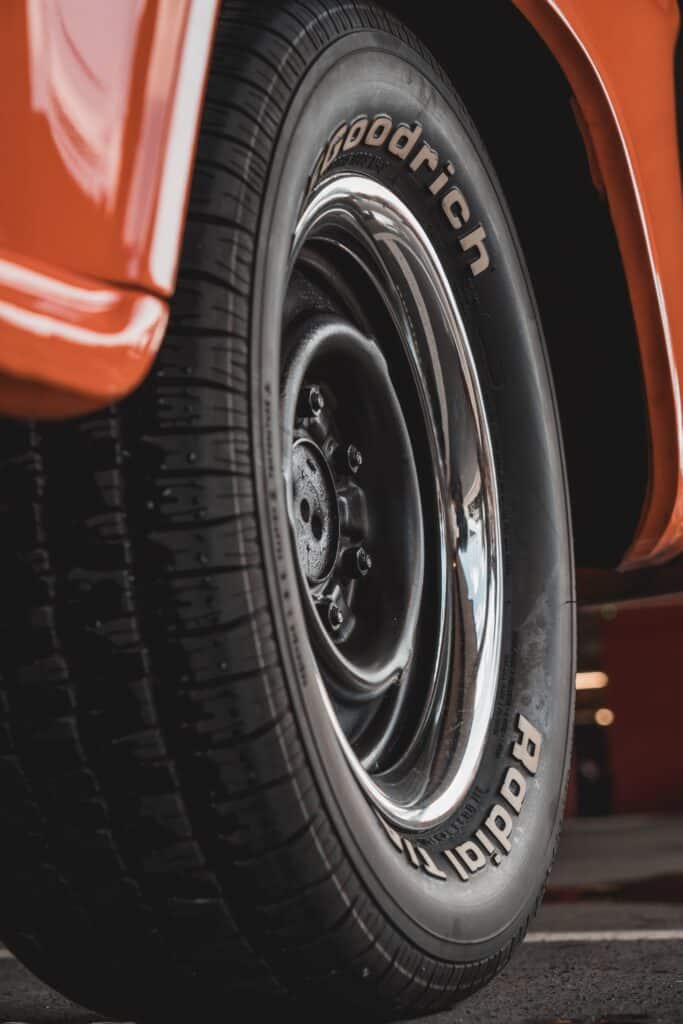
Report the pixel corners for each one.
[285,173,503,832]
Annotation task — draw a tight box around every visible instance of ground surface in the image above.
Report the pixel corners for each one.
[0,815,681,1024]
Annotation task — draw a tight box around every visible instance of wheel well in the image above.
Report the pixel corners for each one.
[381,0,649,568]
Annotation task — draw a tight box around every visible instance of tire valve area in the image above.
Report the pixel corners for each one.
[376,714,543,882]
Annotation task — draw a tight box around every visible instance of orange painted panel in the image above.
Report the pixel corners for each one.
[512,0,683,568]
[0,0,218,416]
[0,0,218,297]
[0,250,168,416]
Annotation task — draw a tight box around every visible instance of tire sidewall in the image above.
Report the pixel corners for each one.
[251,28,575,960]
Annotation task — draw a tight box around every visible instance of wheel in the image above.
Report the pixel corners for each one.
[0,2,575,1019]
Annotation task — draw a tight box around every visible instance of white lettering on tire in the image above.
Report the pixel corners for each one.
[377,713,543,882]
[307,115,491,277]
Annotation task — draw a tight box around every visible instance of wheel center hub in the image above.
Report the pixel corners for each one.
[291,438,339,582]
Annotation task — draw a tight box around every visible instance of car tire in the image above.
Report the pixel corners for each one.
[0,2,575,1019]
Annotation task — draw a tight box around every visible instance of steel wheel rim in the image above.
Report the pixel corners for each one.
[282,173,503,831]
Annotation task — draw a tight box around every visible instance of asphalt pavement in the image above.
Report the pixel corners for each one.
[0,815,681,1024]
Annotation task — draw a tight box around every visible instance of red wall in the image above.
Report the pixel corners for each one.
[601,603,683,813]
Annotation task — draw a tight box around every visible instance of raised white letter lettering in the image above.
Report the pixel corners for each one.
[460,225,490,277]
[512,713,542,775]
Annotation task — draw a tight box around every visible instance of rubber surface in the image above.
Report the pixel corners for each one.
[0,2,574,1019]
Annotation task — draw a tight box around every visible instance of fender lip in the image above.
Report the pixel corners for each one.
[0,251,167,418]
[511,0,683,569]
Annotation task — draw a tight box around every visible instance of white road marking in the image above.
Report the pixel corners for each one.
[526,929,683,943]
[0,948,13,959]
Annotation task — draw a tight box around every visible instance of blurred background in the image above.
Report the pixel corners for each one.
[570,600,683,820]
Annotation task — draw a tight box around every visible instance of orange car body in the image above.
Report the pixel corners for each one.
[0,0,681,573]
[0,0,219,416]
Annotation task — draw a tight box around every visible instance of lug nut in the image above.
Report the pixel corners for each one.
[357,548,372,575]
[347,445,363,473]
[301,385,325,417]
[342,546,372,579]
[327,603,344,631]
